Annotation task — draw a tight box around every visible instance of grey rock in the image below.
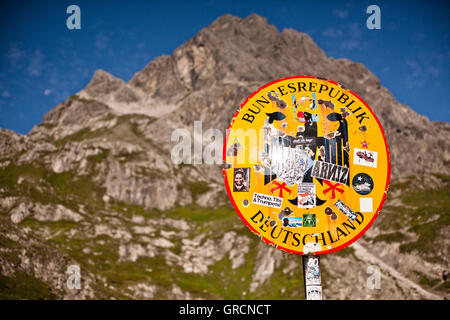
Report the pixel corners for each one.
[0,13,448,300]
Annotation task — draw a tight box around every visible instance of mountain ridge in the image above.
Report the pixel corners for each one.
[0,13,448,300]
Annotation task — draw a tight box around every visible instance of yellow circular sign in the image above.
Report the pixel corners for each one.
[223,76,390,254]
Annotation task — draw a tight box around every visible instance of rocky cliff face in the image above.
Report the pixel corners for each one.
[0,14,448,299]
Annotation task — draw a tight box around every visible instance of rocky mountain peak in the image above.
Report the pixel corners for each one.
[130,14,326,95]
[84,69,124,97]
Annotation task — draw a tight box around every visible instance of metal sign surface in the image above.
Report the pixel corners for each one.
[223,76,390,254]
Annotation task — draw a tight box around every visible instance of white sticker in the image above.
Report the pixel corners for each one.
[304,257,321,286]
[303,242,321,253]
[353,148,378,168]
[252,192,283,209]
[360,198,373,212]
[306,285,322,300]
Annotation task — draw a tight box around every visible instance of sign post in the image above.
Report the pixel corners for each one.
[302,254,322,300]
[223,76,390,299]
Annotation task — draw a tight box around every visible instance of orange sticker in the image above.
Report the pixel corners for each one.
[223,76,390,254]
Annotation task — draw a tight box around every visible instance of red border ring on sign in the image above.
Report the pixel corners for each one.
[222,75,391,255]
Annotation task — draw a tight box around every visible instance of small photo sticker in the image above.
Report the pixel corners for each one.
[233,168,250,192]
[298,183,316,208]
[303,213,316,227]
[353,148,378,168]
[282,216,302,228]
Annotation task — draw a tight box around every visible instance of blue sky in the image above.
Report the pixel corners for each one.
[0,0,449,134]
